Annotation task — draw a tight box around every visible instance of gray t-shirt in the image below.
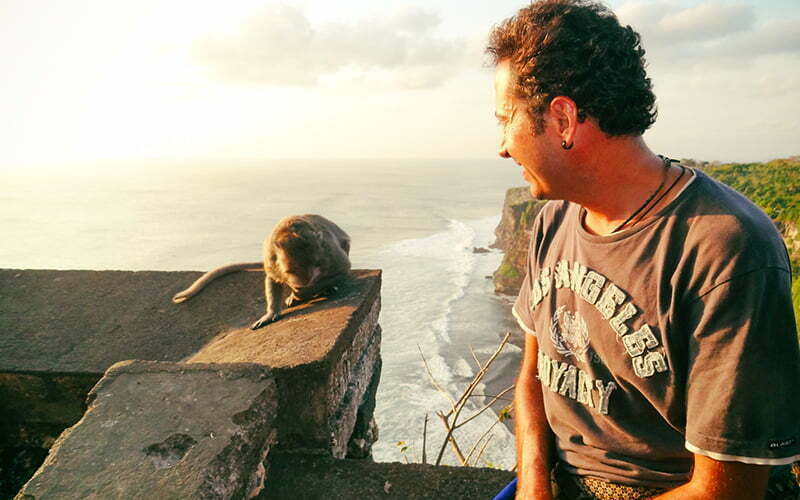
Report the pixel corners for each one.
[513,168,800,489]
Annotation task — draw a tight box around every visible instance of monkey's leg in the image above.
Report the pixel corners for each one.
[285,292,302,308]
[251,278,284,330]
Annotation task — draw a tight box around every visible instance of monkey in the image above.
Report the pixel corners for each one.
[172,214,351,330]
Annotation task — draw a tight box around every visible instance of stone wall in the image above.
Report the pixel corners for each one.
[1,268,383,499]
[19,361,280,499]
[3,267,515,499]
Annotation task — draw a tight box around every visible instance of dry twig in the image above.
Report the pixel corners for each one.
[422,332,514,466]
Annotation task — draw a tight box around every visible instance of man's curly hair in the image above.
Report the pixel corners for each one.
[487,0,657,136]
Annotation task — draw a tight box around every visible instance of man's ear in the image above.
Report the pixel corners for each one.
[548,96,579,147]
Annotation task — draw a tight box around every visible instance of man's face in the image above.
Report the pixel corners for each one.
[494,59,558,200]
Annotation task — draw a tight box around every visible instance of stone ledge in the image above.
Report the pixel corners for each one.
[1,268,382,497]
[258,453,515,500]
[17,361,279,500]
[0,268,379,374]
[187,271,382,455]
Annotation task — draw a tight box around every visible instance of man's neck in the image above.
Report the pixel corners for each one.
[569,137,679,236]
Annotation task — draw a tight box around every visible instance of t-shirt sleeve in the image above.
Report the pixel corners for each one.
[684,267,800,465]
[513,207,548,337]
[513,271,536,336]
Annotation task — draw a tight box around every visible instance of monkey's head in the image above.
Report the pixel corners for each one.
[271,221,324,290]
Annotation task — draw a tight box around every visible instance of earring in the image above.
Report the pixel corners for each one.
[561,140,573,150]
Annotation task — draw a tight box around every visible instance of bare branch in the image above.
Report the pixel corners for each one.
[469,344,483,370]
[434,411,452,466]
[422,413,428,465]
[450,333,512,427]
[418,344,456,408]
[473,433,495,466]
[465,418,500,465]
[437,412,467,465]
[422,332,515,468]
[466,393,514,400]
[455,384,515,429]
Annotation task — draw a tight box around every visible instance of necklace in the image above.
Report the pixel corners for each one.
[628,163,686,228]
[611,155,672,233]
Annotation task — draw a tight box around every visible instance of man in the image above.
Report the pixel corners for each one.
[487,1,800,499]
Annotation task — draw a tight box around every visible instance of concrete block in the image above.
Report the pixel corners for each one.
[0,267,379,376]
[331,325,381,458]
[17,361,278,500]
[347,350,382,459]
[188,270,383,456]
[0,268,381,493]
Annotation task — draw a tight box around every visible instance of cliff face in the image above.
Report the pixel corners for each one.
[491,187,544,295]
[778,220,799,255]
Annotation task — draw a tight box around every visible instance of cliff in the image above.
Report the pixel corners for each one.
[491,187,545,295]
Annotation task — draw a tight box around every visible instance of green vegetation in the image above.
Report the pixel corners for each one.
[703,157,800,223]
[702,157,800,333]
[496,261,521,280]
[518,201,540,230]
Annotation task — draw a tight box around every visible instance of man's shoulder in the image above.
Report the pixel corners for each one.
[688,170,782,238]
[677,169,789,272]
[690,170,775,226]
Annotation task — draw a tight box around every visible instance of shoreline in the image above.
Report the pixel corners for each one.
[485,328,522,438]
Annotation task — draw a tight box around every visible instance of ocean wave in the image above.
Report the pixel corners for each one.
[381,218,492,344]
[372,214,517,467]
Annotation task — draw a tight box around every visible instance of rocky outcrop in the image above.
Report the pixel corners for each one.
[491,187,545,295]
[777,220,800,255]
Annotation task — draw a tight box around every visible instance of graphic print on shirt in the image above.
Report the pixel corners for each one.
[550,305,590,360]
[529,259,671,415]
[537,349,618,415]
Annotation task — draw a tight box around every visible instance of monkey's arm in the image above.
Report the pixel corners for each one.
[172,262,263,303]
[251,277,284,330]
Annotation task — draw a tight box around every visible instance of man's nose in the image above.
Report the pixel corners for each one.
[498,138,510,158]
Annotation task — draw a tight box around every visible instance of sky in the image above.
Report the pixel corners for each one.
[1,0,798,168]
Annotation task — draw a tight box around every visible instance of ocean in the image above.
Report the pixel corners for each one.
[2,158,525,468]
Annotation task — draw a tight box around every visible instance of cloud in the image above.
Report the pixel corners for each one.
[728,18,800,58]
[618,1,753,44]
[657,2,753,41]
[616,0,799,69]
[613,2,800,162]
[193,3,469,89]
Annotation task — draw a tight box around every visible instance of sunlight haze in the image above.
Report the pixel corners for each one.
[2,0,798,168]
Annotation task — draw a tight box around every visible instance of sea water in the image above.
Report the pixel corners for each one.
[2,158,524,468]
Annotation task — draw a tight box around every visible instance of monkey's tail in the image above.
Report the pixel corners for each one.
[172,262,263,304]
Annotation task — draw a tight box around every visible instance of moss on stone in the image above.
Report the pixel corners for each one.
[518,201,539,230]
[496,262,520,279]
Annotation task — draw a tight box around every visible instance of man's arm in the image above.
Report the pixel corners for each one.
[652,454,770,500]
[515,333,555,500]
